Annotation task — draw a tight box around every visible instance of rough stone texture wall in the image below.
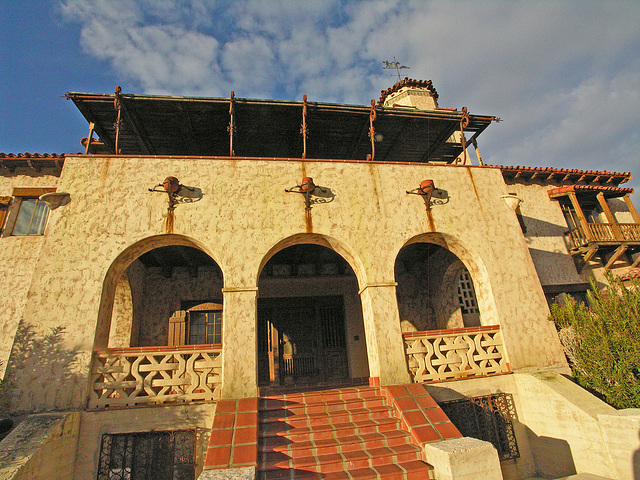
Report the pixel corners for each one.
[0,411,80,480]
[72,404,216,480]
[108,274,133,348]
[0,169,60,378]
[2,157,566,411]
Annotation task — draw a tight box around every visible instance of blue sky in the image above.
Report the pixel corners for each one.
[2,0,640,194]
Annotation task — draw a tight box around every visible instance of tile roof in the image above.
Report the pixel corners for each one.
[499,165,632,187]
[378,78,439,106]
[0,153,67,173]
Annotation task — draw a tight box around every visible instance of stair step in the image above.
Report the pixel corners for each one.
[261,443,423,470]
[259,428,413,455]
[257,385,434,479]
[260,416,402,441]
[260,397,387,418]
[259,460,432,480]
[259,404,394,427]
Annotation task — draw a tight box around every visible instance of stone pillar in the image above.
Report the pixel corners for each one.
[220,287,258,399]
[359,282,411,386]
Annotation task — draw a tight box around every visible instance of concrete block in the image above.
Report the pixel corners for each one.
[199,466,256,480]
[422,436,503,480]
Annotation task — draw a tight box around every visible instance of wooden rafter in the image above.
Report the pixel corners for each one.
[605,244,628,270]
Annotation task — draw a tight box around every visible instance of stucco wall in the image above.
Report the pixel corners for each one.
[2,156,567,412]
[0,169,60,378]
[504,183,586,287]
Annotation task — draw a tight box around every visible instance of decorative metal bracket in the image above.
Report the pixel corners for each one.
[285,177,328,211]
[228,91,236,156]
[458,106,470,165]
[114,86,123,154]
[366,100,377,161]
[407,179,448,211]
[149,176,203,233]
[301,95,308,159]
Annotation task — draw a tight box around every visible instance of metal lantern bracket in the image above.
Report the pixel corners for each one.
[407,180,449,210]
[285,177,331,211]
[149,177,203,208]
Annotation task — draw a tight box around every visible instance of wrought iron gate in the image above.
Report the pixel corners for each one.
[439,393,520,461]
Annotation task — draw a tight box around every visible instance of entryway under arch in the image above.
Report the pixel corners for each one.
[257,243,369,388]
[395,241,481,332]
[101,240,224,349]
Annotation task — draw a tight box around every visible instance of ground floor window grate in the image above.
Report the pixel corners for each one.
[97,430,195,480]
[439,393,519,461]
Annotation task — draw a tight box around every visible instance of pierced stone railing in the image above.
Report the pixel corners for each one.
[403,326,509,383]
[89,345,222,409]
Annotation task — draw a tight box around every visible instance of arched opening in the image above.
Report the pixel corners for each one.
[97,236,224,349]
[257,243,369,388]
[394,241,481,332]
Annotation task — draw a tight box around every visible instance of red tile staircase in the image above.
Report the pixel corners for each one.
[257,386,435,479]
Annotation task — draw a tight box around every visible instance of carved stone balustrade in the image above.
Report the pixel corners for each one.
[403,326,509,383]
[89,345,222,409]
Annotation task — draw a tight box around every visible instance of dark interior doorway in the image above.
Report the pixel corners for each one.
[258,295,349,386]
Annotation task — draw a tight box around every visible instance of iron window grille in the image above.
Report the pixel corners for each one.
[457,270,479,314]
[439,393,520,461]
[97,430,196,480]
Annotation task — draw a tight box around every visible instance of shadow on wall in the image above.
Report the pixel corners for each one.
[520,216,570,240]
[3,323,84,415]
[524,426,576,478]
[635,430,640,480]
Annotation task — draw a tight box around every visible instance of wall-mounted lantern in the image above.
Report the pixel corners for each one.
[407,179,440,210]
[286,177,328,211]
[149,176,203,234]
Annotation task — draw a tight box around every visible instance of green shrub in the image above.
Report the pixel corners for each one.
[549,274,640,409]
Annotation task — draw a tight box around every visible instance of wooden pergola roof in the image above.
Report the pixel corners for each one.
[66,91,496,163]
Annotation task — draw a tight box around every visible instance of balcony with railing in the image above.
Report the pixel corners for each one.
[89,344,222,409]
[403,325,510,383]
[566,222,640,250]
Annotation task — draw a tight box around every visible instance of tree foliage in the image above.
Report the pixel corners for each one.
[549,274,640,409]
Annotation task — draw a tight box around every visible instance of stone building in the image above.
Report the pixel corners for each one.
[0,79,638,479]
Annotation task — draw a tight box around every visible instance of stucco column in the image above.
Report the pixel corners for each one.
[359,282,411,386]
[220,287,258,399]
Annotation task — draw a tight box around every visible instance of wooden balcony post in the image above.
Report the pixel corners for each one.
[623,194,640,224]
[597,192,624,241]
[568,192,594,242]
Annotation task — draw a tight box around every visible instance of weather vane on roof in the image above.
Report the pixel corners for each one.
[383,57,409,81]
